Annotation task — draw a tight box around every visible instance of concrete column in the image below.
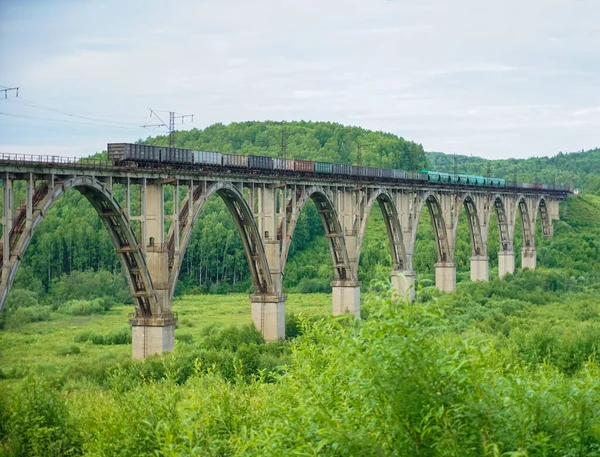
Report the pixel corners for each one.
[130,314,177,359]
[522,247,537,270]
[250,294,286,341]
[331,279,361,316]
[132,181,176,358]
[470,256,489,282]
[390,270,415,302]
[435,262,456,292]
[2,175,13,280]
[498,250,515,277]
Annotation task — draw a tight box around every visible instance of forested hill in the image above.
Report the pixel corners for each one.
[140,120,599,195]
[426,148,600,195]
[140,121,428,171]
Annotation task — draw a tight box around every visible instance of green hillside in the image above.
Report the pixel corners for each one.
[427,148,600,195]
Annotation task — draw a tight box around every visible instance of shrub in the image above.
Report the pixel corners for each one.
[296,277,329,294]
[57,297,113,315]
[56,345,81,356]
[3,306,52,329]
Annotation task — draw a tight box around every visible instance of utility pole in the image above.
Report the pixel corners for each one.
[142,109,193,147]
[357,141,362,167]
[0,87,18,99]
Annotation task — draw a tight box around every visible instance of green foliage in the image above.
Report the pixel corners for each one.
[56,297,114,316]
[0,377,83,456]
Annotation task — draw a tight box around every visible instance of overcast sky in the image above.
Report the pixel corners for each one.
[0,0,599,159]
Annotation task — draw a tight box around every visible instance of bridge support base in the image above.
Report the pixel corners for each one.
[435,262,456,292]
[390,270,415,302]
[130,314,177,359]
[470,256,489,282]
[498,250,515,277]
[331,280,360,316]
[250,294,286,341]
[522,247,537,270]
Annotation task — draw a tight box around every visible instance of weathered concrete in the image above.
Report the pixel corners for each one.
[250,294,286,341]
[331,280,361,316]
[498,250,515,277]
[390,270,415,302]
[130,315,176,359]
[470,256,489,282]
[435,262,457,292]
[522,247,537,270]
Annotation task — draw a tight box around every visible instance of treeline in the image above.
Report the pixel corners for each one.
[427,148,600,195]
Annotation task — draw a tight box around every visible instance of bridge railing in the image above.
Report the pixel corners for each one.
[0,153,112,169]
[506,181,571,192]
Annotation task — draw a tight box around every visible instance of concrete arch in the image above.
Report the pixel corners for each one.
[513,196,534,247]
[167,182,273,299]
[536,197,553,237]
[413,192,452,263]
[280,186,352,281]
[0,176,157,317]
[488,194,512,251]
[356,190,407,272]
[459,194,485,257]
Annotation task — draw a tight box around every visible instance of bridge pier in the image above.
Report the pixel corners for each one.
[470,256,489,282]
[250,294,286,341]
[522,247,537,270]
[435,262,456,292]
[390,270,415,302]
[130,315,177,359]
[498,250,515,277]
[331,280,361,316]
[131,180,177,358]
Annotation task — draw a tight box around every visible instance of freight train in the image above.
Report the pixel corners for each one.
[107,143,562,191]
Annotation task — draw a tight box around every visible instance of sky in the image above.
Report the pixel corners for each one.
[0,0,599,160]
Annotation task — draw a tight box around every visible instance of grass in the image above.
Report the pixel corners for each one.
[0,293,332,383]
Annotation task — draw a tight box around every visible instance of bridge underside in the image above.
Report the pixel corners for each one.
[0,164,566,358]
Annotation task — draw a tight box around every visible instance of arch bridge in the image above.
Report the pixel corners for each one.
[0,156,567,358]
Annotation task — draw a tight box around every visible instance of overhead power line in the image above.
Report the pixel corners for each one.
[142,109,194,147]
[1,87,18,99]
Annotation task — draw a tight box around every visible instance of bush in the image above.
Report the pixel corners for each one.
[0,377,83,456]
[57,297,114,315]
[74,327,131,345]
[56,345,81,356]
[3,306,52,329]
[296,277,330,294]
[4,288,39,310]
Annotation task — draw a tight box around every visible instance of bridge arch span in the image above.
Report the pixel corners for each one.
[356,190,407,273]
[413,192,452,264]
[457,193,485,257]
[279,186,352,281]
[513,195,534,248]
[536,197,553,238]
[487,194,512,251]
[0,176,157,317]
[167,182,273,299]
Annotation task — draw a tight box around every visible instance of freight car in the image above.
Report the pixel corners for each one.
[108,143,549,191]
